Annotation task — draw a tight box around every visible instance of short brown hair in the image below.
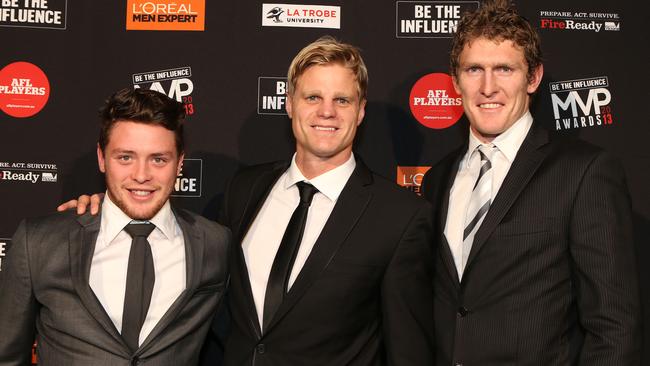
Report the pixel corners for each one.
[287,36,368,101]
[450,0,542,83]
[98,88,185,154]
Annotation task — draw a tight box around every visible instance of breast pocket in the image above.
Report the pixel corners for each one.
[325,259,384,281]
[492,218,558,238]
[193,283,225,296]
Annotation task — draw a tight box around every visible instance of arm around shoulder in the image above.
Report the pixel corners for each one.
[0,220,39,366]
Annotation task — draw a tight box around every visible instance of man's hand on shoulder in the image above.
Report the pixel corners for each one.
[56,193,104,215]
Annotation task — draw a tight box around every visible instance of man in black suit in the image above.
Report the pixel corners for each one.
[0,89,230,365]
[221,36,434,366]
[421,1,641,365]
[56,38,435,365]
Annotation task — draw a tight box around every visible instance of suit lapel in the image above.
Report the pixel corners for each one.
[464,124,550,272]
[263,160,373,333]
[138,207,203,355]
[235,164,287,339]
[69,212,130,355]
[235,163,288,241]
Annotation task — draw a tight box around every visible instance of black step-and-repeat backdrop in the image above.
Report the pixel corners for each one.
[1,0,648,362]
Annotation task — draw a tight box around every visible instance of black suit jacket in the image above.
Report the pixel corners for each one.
[0,207,231,366]
[221,159,435,366]
[421,123,641,365]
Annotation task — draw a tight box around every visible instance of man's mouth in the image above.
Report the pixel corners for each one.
[313,125,338,132]
[478,103,503,109]
[127,189,155,199]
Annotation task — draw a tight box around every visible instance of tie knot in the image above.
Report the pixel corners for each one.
[477,144,496,162]
[296,181,318,206]
[124,222,156,238]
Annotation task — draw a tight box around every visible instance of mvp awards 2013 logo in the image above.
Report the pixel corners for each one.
[132,66,196,116]
[549,76,614,131]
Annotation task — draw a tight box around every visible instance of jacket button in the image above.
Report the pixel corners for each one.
[454,363,463,366]
[256,343,266,354]
[130,357,140,366]
[457,306,469,317]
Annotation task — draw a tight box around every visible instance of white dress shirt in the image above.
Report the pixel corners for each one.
[242,153,356,328]
[89,194,186,346]
[444,111,533,277]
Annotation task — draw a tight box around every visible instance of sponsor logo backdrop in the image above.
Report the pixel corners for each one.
[0,1,648,364]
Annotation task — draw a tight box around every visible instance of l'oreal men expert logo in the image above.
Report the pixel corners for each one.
[397,166,431,195]
[126,0,205,31]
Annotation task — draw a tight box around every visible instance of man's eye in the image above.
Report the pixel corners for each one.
[118,155,131,162]
[152,157,167,164]
[336,98,350,104]
[306,95,319,101]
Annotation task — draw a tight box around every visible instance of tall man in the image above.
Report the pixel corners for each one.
[421,1,641,365]
[221,36,434,366]
[0,89,231,365]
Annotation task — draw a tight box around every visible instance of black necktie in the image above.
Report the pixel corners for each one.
[263,181,318,332]
[122,222,156,352]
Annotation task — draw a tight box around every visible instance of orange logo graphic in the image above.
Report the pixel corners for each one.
[396,166,431,195]
[126,0,205,31]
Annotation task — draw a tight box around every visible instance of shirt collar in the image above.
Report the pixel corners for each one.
[148,200,175,240]
[284,152,356,202]
[100,193,175,246]
[466,111,533,166]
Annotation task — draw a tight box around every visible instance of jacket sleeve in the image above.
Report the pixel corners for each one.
[569,151,641,365]
[381,203,436,365]
[0,220,38,366]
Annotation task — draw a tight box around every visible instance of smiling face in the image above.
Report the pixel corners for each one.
[97,121,183,220]
[286,63,366,168]
[453,37,543,143]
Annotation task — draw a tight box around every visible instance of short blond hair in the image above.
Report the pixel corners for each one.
[287,36,368,100]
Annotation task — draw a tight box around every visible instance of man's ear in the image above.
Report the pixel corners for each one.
[357,99,366,126]
[527,64,544,94]
[452,75,462,95]
[285,93,293,119]
[177,153,185,176]
[97,143,106,173]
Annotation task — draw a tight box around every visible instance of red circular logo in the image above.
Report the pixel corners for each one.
[409,73,463,129]
[0,61,50,118]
